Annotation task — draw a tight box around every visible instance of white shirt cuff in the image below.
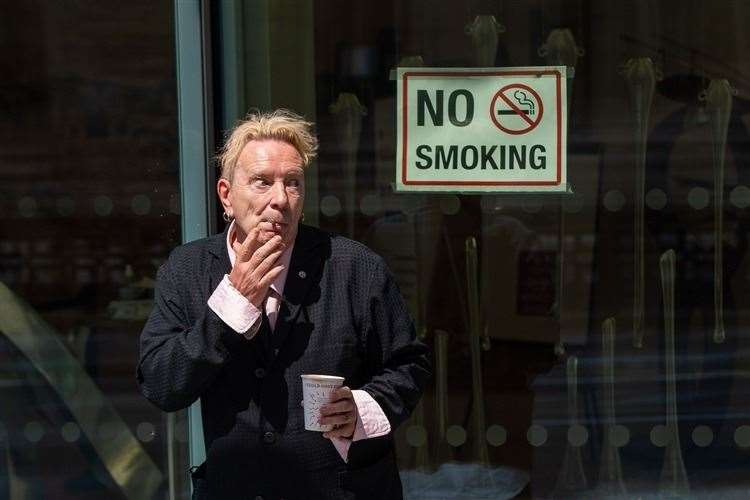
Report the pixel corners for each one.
[331,389,391,462]
[207,274,262,337]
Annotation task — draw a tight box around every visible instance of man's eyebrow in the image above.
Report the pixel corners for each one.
[244,166,304,177]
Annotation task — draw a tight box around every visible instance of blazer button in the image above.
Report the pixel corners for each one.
[263,431,276,444]
[254,368,266,379]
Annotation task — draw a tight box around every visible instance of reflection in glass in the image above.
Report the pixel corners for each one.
[554,357,587,496]
[0,2,184,497]
[622,57,658,350]
[0,283,162,499]
[329,92,367,236]
[658,250,690,497]
[700,79,735,344]
[214,1,750,497]
[464,15,505,67]
[595,319,626,497]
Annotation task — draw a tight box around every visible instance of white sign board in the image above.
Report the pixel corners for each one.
[396,67,567,193]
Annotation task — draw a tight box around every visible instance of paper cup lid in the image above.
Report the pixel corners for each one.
[300,374,345,382]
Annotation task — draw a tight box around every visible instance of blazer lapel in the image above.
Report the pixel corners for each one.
[207,224,232,295]
[271,225,327,352]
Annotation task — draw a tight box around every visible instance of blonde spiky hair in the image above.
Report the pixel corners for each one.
[217,109,318,180]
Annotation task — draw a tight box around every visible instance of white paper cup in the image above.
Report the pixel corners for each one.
[301,374,345,432]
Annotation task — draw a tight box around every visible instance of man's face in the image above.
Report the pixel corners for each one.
[217,139,305,246]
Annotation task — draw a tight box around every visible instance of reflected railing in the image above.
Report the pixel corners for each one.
[0,281,165,499]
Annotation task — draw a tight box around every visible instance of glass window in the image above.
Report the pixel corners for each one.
[212,0,750,498]
[0,2,186,498]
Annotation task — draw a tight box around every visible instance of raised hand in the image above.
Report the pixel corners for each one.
[228,227,286,306]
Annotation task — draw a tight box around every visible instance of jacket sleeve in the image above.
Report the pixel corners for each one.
[359,257,432,430]
[136,257,234,412]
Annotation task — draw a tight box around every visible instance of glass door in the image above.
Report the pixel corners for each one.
[208,1,750,498]
[0,1,189,498]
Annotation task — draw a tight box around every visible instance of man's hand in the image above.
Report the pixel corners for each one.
[320,386,357,439]
[229,227,285,306]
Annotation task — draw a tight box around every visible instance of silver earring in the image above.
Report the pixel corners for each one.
[222,212,233,222]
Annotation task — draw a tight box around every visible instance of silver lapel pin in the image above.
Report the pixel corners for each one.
[298,270,307,279]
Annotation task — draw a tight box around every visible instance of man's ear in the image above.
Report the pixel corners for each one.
[217,178,232,214]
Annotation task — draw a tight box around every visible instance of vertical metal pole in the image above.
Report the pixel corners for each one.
[166,412,177,500]
[174,0,209,479]
[218,0,247,131]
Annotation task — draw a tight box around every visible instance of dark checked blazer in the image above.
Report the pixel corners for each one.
[137,223,431,500]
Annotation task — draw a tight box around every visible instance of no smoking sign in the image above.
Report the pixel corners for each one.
[397,66,567,193]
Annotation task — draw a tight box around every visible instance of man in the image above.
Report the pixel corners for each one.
[137,109,431,499]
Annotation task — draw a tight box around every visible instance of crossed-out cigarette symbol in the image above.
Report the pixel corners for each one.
[490,83,544,135]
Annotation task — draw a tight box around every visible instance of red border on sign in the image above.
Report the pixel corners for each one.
[490,83,544,135]
[401,70,562,187]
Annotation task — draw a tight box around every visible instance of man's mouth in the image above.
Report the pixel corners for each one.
[259,220,287,232]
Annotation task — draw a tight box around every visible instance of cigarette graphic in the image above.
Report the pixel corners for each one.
[497,90,535,115]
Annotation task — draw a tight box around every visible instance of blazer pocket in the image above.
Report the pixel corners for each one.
[339,451,403,500]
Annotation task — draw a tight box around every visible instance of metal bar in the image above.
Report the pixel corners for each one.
[174,0,210,474]
[465,236,489,466]
[218,0,247,131]
[659,249,690,496]
[201,0,217,231]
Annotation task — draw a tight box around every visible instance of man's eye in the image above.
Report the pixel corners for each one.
[252,178,271,188]
[287,179,301,188]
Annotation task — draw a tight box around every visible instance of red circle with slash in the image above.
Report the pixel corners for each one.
[490,83,544,135]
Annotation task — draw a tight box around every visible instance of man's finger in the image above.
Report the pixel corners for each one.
[323,422,355,440]
[320,400,353,416]
[255,264,285,290]
[319,412,354,426]
[329,386,353,402]
[235,227,261,262]
[232,239,244,260]
[246,265,286,306]
[248,235,284,268]
[252,248,285,279]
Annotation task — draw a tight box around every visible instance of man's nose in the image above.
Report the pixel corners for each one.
[269,181,288,208]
